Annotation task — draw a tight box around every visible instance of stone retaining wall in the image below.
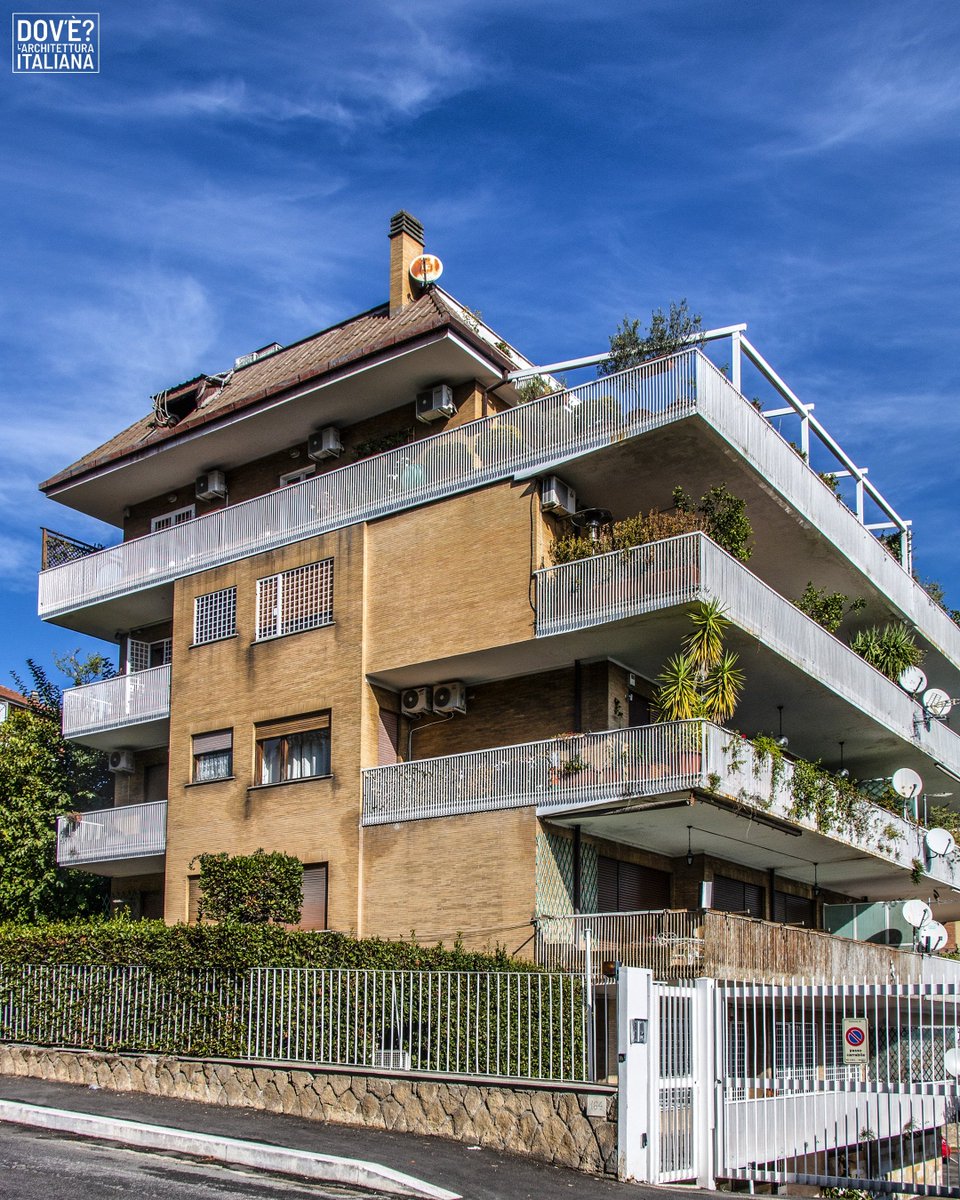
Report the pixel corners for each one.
[0,1044,618,1176]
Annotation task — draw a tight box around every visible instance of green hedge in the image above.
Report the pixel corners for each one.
[0,920,537,973]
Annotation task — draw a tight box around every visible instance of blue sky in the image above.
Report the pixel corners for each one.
[1,0,958,688]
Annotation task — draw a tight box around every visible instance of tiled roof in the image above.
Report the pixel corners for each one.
[41,290,502,492]
[0,685,28,707]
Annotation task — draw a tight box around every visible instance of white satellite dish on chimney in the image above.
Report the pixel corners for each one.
[898,665,927,695]
[409,254,443,285]
[923,688,953,719]
[917,920,949,952]
[901,898,932,928]
[925,827,956,858]
[891,767,923,799]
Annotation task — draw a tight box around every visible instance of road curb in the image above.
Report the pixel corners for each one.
[0,1098,462,1199]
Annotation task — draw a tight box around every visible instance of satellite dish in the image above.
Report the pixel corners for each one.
[409,254,443,285]
[892,767,924,799]
[902,898,933,928]
[898,666,927,695]
[923,688,953,719]
[918,920,949,952]
[944,1048,960,1077]
[925,827,956,858]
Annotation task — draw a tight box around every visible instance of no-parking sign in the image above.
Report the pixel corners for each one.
[842,1018,869,1064]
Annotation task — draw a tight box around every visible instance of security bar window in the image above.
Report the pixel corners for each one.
[256,559,333,640]
[194,586,237,645]
[192,729,233,783]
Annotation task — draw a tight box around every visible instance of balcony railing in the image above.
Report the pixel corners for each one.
[535,909,939,983]
[62,664,171,740]
[535,532,960,775]
[362,721,959,889]
[38,352,699,620]
[56,800,167,867]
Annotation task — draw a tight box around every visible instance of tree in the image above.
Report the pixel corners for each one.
[599,299,703,376]
[0,658,111,921]
[192,849,303,924]
[654,599,745,723]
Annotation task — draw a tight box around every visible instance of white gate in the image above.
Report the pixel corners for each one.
[618,970,960,1194]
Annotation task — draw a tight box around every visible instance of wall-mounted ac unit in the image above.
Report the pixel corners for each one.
[195,469,227,501]
[108,750,135,774]
[401,687,433,716]
[415,384,455,423]
[541,475,577,516]
[433,681,466,715]
[372,1049,411,1070]
[308,427,343,461]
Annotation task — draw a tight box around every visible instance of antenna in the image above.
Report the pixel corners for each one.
[925,827,956,858]
[901,898,932,929]
[409,254,443,287]
[923,688,953,720]
[917,920,949,952]
[891,767,923,799]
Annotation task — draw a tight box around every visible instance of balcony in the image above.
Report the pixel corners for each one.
[56,800,166,875]
[361,722,960,911]
[535,909,948,984]
[61,664,171,749]
[535,533,960,782]
[41,348,960,686]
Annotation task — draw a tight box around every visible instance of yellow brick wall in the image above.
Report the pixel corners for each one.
[360,806,538,956]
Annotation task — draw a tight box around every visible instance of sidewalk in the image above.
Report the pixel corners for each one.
[0,1074,705,1200]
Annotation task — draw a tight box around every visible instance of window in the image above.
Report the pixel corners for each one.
[192,729,233,782]
[194,586,237,645]
[299,864,328,930]
[127,636,172,672]
[256,558,334,640]
[774,889,816,927]
[151,504,195,533]
[256,713,331,785]
[712,875,765,919]
[279,465,316,487]
[597,857,671,912]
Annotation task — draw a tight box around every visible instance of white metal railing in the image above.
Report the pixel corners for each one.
[56,800,167,866]
[61,664,171,740]
[362,722,708,826]
[536,532,960,777]
[362,722,959,890]
[0,964,594,1082]
[38,352,698,619]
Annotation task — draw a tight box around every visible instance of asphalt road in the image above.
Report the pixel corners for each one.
[0,1122,386,1200]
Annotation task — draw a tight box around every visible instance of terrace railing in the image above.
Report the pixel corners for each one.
[38,351,698,619]
[61,664,171,740]
[56,799,167,867]
[535,532,960,776]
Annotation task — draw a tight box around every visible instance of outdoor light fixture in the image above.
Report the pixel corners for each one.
[686,825,694,867]
[838,741,849,779]
[776,705,788,748]
[813,863,821,897]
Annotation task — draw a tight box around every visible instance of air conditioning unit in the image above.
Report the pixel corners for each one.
[372,1049,411,1070]
[433,681,466,715]
[195,469,227,501]
[415,384,455,423]
[541,475,577,516]
[307,427,342,461]
[108,750,135,774]
[401,687,433,716]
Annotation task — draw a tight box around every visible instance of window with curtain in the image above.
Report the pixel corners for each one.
[192,729,233,782]
[256,712,331,785]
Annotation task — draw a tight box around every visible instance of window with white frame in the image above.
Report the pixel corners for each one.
[279,464,316,487]
[255,713,331,785]
[194,586,237,645]
[192,729,233,782]
[151,504,195,533]
[256,558,334,640]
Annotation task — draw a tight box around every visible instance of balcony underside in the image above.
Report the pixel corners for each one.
[43,580,173,639]
[64,853,165,878]
[70,717,169,751]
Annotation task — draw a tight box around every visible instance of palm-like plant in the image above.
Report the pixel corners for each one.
[655,601,745,723]
[850,622,924,681]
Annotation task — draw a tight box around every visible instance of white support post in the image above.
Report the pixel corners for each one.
[585,929,595,1082]
[731,330,742,394]
[801,413,810,460]
[617,967,655,1183]
[695,978,718,1190]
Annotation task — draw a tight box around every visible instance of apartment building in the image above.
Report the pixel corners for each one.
[42,211,960,972]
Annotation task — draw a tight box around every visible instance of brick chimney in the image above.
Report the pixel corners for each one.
[389,210,425,317]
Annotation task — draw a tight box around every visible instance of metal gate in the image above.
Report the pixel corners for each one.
[617,969,960,1194]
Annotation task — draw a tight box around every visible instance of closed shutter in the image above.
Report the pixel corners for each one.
[774,890,815,926]
[300,864,328,930]
[714,875,765,918]
[637,864,671,909]
[597,857,671,912]
[377,710,400,765]
[192,729,233,755]
[597,856,618,912]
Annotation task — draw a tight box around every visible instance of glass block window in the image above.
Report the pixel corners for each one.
[256,712,331,785]
[256,559,334,640]
[192,729,233,782]
[194,586,237,645]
